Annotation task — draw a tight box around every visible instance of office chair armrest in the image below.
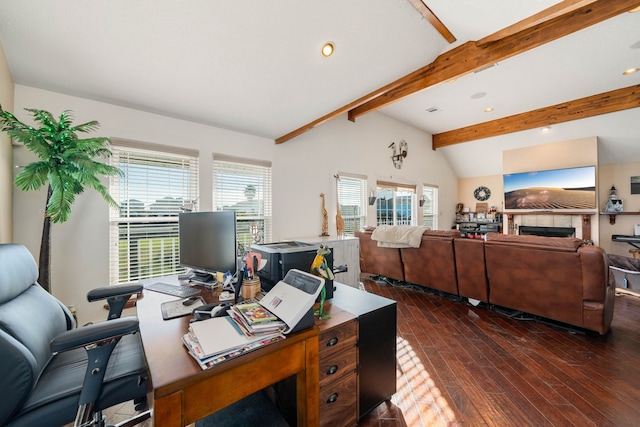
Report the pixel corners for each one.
[50,317,139,353]
[87,283,143,301]
[87,283,143,320]
[50,317,141,407]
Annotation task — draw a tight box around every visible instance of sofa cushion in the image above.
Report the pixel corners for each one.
[400,231,460,294]
[355,228,404,281]
[454,238,489,302]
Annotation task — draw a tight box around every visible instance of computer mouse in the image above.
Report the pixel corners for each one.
[182,296,200,306]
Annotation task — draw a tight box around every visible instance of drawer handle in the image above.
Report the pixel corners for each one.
[327,365,339,375]
[326,337,339,347]
[327,393,339,404]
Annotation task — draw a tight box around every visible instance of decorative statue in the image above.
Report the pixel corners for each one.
[334,175,345,237]
[310,245,334,319]
[320,193,329,236]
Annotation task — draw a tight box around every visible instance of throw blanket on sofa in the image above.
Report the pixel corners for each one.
[371,225,430,248]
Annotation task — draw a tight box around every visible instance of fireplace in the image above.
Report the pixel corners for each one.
[519,226,576,238]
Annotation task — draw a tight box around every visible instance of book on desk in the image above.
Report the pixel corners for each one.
[183,269,324,369]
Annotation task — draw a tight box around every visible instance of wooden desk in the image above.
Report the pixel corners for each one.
[136,280,319,426]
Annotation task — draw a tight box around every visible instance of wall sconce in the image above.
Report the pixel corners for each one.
[368,191,377,205]
[419,195,425,207]
[389,140,408,169]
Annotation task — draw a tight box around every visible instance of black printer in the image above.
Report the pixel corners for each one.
[250,241,334,300]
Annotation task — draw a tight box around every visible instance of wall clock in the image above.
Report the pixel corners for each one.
[474,186,491,201]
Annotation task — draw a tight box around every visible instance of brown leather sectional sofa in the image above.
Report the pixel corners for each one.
[356,227,615,334]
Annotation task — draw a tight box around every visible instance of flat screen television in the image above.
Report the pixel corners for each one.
[503,165,596,211]
[179,211,237,283]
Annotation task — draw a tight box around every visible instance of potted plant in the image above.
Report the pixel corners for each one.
[0,105,121,293]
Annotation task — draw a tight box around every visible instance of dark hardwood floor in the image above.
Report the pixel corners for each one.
[91,275,640,427]
[358,275,640,427]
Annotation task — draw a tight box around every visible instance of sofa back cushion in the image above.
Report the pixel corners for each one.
[454,238,489,302]
[484,234,585,327]
[355,228,404,281]
[400,231,460,294]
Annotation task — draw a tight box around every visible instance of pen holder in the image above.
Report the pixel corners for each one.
[242,278,261,300]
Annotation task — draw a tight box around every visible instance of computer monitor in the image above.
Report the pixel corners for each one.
[179,211,237,284]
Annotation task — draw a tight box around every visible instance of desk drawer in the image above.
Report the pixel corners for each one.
[319,319,357,359]
[319,370,358,427]
[319,345,357,388]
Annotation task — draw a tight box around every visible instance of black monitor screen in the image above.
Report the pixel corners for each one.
[179,211,237,276]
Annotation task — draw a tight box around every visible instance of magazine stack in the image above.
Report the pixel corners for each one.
[183,315,285,370]
[228,302,287,337]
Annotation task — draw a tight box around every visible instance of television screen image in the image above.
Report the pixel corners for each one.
[503,166,596,210]
[179,211,237,280]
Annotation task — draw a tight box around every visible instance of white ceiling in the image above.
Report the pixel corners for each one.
[0,0,639,178]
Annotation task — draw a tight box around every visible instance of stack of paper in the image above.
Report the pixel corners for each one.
[183,316,285,370]
[229,302,286,336]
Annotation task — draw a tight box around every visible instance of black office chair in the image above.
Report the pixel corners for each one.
[0,244,151,427]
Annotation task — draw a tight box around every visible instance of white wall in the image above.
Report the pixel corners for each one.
[598,161,640,257]
[13,85,457,323]
[0,40,14,243]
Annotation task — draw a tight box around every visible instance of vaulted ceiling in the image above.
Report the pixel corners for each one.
[0,0,638,178]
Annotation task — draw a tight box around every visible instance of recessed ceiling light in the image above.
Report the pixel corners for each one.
[321,42,334,57]
[484,107,494,113]
[629,5,640,12]
[541,126,551,133]
[623,67,639,75]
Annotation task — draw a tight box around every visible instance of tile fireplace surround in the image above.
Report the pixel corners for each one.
[505,212,593,241]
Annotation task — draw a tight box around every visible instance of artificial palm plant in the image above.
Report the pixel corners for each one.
[0,105,121,293]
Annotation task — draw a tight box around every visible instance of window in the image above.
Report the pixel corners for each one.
[213,155,272,252]
[376,182,416,226]
[422,185,438,229]
[109,140,199,284]
[336,173,367,236]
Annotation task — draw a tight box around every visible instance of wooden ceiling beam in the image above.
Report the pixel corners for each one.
[348,0,640,121]
[407,0,456,43]
[432,85,640,149]
[477,0,598,45]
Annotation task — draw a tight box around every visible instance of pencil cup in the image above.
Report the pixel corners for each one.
[242,278,260,299]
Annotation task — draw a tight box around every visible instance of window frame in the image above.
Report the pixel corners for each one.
[376,181,416,226]
[108,139,199,284]
[336,173,368,236]
[421,184,439,229]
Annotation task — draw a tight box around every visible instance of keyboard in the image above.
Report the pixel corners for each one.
[145,282,201,298]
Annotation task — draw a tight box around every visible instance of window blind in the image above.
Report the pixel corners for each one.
[422,185,438,229]
[337,173,367,235]
[212,154,272,251]
[109,143,199,284]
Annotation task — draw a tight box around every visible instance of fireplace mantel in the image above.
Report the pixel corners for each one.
[505,212,595,240]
